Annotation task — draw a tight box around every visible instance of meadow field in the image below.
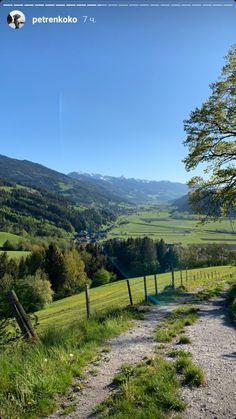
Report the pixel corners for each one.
[107,211,236,246]
[36,265,235,331]
[0,231,21,246]
[0,232,30,259]
[0,250,30,259]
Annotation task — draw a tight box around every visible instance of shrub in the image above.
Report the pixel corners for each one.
[15,270,54,312]
[92,268,112,287]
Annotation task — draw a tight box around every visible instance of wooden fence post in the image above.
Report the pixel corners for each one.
[154,274,158,295]
[126,279,133,306]
[7,290,38,341]
[85,284,91,319]
[144,276,148,302]
[171,271,175,289]
[180,270,183,287]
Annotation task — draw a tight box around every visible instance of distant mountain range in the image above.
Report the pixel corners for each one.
[0,154,190,238]
[0,155,121,206]
[68,172,188,204]
[0,155,188,206]
[0,155,125,237]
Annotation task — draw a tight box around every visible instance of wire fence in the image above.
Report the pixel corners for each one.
[84,265,235,319]
[36,265,235,331]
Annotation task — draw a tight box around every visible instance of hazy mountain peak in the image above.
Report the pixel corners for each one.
[69,172,188,204]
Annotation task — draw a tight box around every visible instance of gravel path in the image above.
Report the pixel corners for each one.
[48,302,179,419]
[182,294,236,419]
[48,292,236,419]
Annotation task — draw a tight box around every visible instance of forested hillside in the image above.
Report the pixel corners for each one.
[69,172,188,204]
[172,193,236,218]
[0,178,117,238]
[0,155,122,206]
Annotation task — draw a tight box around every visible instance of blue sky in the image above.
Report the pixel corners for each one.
[0,2,236,182]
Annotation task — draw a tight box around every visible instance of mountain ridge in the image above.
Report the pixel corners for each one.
[0,154,122,206]
[69,171,188,204]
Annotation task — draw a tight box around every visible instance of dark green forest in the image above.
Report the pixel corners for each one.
[0,178,117,237]
[0,237,235,319]
[104,237,235,278]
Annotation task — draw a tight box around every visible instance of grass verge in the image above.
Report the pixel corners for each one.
[96,356,186,418]
[193,283,225,303]
[96,349,205,418]
[174,351,205,387]
[155,306,198,343]
[227,277,236,323]
[0,308,141,419]
[179,335,191,345]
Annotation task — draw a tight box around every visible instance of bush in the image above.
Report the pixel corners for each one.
[92,268,112,287]
[15,270,54,312]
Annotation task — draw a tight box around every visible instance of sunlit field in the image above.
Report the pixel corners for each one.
[37,265,235,331]
[107,211,236,246]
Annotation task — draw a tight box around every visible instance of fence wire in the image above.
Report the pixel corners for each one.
[38,266,235,330]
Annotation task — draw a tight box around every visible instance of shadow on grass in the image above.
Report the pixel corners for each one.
[150,284,236,332]
[149,286,187,306]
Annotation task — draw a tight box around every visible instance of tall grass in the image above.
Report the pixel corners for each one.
[0,308,138,419]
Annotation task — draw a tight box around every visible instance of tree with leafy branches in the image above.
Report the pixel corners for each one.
[184,45,236,218]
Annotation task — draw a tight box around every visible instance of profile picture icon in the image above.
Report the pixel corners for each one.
[7,10,25,29]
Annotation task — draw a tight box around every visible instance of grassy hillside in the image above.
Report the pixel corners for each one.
[0,250,30,259]
[107,211,236,246]
[0,154,122,206]
[0,232,21,247]
[0,232,29,259]
[0,176,119,238]
[36,265,234,330]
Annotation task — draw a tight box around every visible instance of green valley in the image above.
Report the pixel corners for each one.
[107,210,236,247]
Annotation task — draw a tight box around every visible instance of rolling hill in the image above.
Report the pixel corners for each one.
[0,155,121,206]
[0,177,118,237]
[69,172,188,204]
[172,193,236,218]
